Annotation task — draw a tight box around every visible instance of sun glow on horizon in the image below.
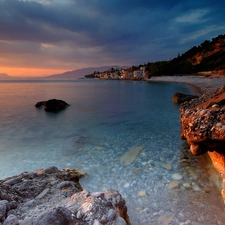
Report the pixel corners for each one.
[0,67,69,77]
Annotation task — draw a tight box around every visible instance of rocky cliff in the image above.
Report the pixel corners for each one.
[180,85,225,199]
[0,166,130,225]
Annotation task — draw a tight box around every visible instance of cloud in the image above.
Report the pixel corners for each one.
[0,0,225,76]
[175,9,210,24]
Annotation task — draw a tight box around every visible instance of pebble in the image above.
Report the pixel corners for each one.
[171,173,183,180]
[138,191,146,197]
[120,145,144,165]
[157,214,175,225]
[163,164,172,170]
[35,188,49,199]
[192,184,201,191]
[183,183,191,189]
[168,181,180,189]
[124,183,130,188]
[133,168,142,173]
[56,181,73,189]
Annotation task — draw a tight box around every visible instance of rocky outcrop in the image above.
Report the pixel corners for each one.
[172,92,198,104]
[35,99,70,112]
[0,167,130,225]
[180,84,225,199]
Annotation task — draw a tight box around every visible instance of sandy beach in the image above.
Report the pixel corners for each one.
[149,75,225,95]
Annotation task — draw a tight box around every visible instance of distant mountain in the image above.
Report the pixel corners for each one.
[0,73,13,79]
[46,66,124,79]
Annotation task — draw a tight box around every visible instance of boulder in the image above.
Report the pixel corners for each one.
[172,92,198,104]
[35,99,70,112]
[180,84,225,199]
[0,167,130,225]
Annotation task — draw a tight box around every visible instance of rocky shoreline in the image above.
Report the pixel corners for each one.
[0,166,130,225]
[150,75,225,201]
[2,75,225,224]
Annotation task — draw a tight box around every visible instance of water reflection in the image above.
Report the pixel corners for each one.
[0,80,225,224]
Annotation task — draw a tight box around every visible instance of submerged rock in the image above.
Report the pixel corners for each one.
[0,167,130,225]
[179,84,225,199]
[35,99,70,112]
[120,145,144,165]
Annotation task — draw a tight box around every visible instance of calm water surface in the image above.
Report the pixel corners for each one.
[0,79,224,224]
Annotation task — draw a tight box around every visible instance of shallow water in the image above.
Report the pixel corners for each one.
[0,79,225,224]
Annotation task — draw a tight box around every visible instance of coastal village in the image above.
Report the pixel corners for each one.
[85,66,149,80]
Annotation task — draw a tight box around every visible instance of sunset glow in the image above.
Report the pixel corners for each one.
[0,67,68,77]
[0,0,225,77]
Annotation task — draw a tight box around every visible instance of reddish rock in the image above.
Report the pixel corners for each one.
[172,92,198,104]
[180,84,225,199]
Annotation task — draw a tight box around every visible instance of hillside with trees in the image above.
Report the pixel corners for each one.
[145,34,225,76]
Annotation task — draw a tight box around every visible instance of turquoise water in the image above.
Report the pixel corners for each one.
[0,79,224,224]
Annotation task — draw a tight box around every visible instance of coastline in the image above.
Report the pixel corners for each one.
[150,75,225,201]
[148,75,225,94]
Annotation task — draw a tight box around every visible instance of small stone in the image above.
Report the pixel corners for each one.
[35,188,49,199]
[192,184,201,191]
[138,191,146,197]
[10,201,18,209]
[43,166,59,174]
[163,164,172,170]
[124,183,130,188]
[168,181,180,189]
[132,168,142,173]
[158,214,175,225]
[183,183,191,189]
[171,173,183,180]
[56,181,73,189]
[120,146,144,164]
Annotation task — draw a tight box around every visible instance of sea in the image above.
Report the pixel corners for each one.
[0,79,225,225]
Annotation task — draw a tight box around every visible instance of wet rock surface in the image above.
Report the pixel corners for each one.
[35,99,70,112]
[180,84,225,199]
[0,167,130,225]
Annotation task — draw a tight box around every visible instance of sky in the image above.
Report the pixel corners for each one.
[0,0,225,77]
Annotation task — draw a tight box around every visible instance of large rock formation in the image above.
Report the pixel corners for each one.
[0,167,130,225]
[35,99,70,112]
[180,85,225,199]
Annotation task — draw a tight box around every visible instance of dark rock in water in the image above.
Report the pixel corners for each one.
[172,92,198,104]
[179,84,225,200]
[0,167,130,225]
[35,101,47,108]
[35,99,70,112]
